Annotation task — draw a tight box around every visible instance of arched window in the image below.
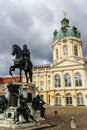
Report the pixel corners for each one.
[55,93,61,105]
[74,46,78,56]
[77,93,84,105]
[63,46,68,56]
[66,93,72,105]
[55,74,61,87]
[64,73,71,87]
[56,49,58,59]
[74,73,82,86]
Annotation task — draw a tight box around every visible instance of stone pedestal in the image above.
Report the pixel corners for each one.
[0,82,38,129]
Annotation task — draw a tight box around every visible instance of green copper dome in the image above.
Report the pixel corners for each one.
[53,17,81,42]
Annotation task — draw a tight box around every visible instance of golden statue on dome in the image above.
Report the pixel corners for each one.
[63,11,67,18]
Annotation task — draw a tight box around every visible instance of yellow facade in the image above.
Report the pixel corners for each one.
[32,17,87,106]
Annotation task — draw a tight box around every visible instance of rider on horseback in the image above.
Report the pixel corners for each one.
[10,44,33,83]
[22,44,30,70]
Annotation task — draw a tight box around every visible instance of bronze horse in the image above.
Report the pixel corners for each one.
[9,44,33,83]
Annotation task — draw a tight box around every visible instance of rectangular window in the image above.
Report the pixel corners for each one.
[74,47,78,56]
[64,46,68,56]
[40,74,44,78]
[40,81,44,91]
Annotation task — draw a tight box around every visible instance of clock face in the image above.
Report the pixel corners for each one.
[62,39,67,43]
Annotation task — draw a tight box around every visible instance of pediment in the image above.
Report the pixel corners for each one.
[51,59,84,68]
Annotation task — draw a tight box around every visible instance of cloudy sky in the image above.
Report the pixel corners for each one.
[0,0,87,77]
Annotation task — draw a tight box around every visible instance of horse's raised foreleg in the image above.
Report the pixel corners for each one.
[9,66,15,76]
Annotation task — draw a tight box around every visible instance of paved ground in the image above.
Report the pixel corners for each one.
[44,106,87,130]
[0,106,87,130]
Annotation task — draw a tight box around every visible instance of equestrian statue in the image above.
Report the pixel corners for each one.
[9,44,33,83]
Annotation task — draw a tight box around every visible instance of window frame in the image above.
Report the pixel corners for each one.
[66,93,72,105]
[77,93,84,105]
[55,93,61,105]
[63,46,68,56]
[64,73,71,87]
[74,72,82,86]
[54,74,61,87]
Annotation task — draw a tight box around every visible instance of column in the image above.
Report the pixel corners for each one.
[61,71,65,106]
[50,71,55,106]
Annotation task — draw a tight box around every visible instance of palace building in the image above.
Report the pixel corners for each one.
[32,15,87,106]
